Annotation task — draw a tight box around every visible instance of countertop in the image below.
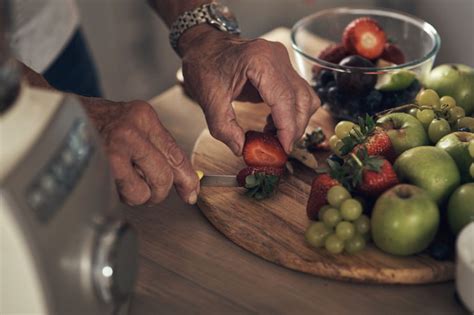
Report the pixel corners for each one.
[125,28,467,315]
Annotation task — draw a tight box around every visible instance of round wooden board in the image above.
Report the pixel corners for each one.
[191,102,454,284]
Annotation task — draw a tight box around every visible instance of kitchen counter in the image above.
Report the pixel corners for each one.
[125,28,467,315]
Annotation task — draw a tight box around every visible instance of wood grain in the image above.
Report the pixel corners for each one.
[192,101,454,284]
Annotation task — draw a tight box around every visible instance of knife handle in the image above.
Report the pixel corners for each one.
[196,170,204,180]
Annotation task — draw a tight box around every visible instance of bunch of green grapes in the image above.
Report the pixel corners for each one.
[304,185,371,254]
[411,89,474,143]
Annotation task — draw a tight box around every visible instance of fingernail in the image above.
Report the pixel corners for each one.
[188,190,198,205]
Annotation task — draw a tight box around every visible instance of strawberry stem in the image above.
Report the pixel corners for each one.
[350,153,364,168]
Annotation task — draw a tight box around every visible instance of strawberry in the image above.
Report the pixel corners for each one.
[380,43,406,65]
[236,166,284,187]
[354,129,396,163]
[243,131,287,167]
[306,173,340,220]
[342,17,386,60]
[317,43,349,65]
[237,166,284,200]
[340,115,396,163]
[299,127,329,152]
[347,151,399,197]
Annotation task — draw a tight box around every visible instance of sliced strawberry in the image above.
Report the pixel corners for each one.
[243,131,287,167]
[306,173,340,220]
[236,166,285,187]
[380,43,406,65]
[342,17,386,60]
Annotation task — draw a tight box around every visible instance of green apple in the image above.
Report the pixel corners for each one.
[447,183,474,235]
[377,113,429,155]
[436,132,474,183]
[424,64,474,115]
[394,146,460,204]
[371,184,439,256]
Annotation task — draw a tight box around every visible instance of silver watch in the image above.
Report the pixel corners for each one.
[169,2,240,54]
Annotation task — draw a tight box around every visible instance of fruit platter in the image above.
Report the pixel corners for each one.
[192,8,473,284]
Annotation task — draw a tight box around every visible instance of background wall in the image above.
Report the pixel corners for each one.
[76,0,474,101]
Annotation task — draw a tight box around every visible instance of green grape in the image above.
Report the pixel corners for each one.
[470,163,474,179]
[354,215,371,235]
[318,205,331,221]
[340,198,363,221]
[440,95,456,109]
[448,106,466,123]
[335,221,355,241]
[416,109,436,128]
[329,135,343,155]
[305,222,332,248]
[417,89,440,108]
[325,234,344,254]
[345,234,366,254]
[322,208,342,228]
[456,117,474,132]
[327,185,351,208]
[469,141,474,158]
[335,121,356,139]
[428,118,451,143]
[408,108,419,117]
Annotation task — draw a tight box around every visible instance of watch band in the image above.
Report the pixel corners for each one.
[169,2,239,54]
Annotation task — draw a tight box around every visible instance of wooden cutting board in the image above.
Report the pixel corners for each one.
[191,102,454,284]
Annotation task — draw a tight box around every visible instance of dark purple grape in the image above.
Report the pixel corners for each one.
[459,127,470,132]
[327,86,344,106]
[316,87,328,103]
[318,70,335,86]
[363,90,383,114]
[335,55,377,95]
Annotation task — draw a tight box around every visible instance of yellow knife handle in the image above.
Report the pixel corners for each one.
[196,170,204,180]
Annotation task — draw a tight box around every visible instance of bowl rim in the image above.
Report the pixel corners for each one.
[291,6,441,74]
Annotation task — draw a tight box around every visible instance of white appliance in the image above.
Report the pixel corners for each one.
[0,67,137,314]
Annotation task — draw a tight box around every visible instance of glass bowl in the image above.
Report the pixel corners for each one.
[291,7,440,121]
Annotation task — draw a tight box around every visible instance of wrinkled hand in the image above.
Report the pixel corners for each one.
[82,98,199,206]
[179,25,320,154]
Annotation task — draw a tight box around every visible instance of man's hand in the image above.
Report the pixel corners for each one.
[179,25,320,155]
[82,98,200,206]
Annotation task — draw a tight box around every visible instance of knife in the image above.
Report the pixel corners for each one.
[196,170,239,187]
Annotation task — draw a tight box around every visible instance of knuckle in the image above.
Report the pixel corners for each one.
[166,142,186,168]
[113,125,139,141]
[116,179,150,206]
[154,164,174,188]
[129,100,156,122]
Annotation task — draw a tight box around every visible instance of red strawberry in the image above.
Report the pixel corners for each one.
[380,43,406,65]
[342,17,386,60]
[243,131,287,167]
[353,129,396,163]
[306,173,340,220]
[236,166,285,187]
[340,116,396,163]
[348,153,399,196]
[317,43,349,65]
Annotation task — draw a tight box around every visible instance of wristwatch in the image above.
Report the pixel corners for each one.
[169,2,241,54]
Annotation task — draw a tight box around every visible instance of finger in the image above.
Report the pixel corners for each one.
[108,153,151,206]
[290,75,320,139]
[131,141,174,205]
[247,65,297,153]
[201,94,245,156]
[148,119,201,204]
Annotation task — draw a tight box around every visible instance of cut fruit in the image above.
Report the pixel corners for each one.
[342,17,387,59]
[376,70,416,91]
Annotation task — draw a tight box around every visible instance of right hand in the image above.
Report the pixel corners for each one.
[82,98,200,206]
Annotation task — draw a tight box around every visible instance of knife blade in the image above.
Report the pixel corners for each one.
[199,174,239,187]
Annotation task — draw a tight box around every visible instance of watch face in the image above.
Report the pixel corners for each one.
[209,3,240,33]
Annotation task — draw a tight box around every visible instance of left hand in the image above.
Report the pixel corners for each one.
[178,25,320,155]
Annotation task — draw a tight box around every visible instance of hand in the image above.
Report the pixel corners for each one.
[179,25,320,154]
[82,98,199,206]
